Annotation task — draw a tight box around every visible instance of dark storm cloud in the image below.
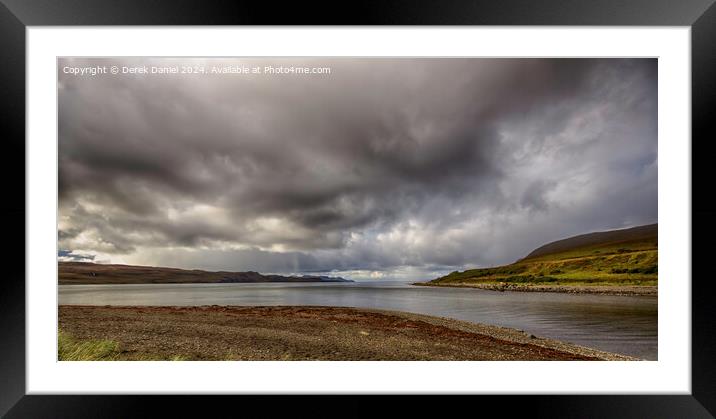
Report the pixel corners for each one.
[58,58,657,277]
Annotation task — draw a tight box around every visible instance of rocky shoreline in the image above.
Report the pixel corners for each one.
[414,282,657,296]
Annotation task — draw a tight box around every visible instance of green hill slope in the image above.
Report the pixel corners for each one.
[426,224,657,287]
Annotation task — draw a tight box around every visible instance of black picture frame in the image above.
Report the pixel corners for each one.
[1,0,714,417]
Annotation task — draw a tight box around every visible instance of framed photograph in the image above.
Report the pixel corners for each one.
[2,0,714,417]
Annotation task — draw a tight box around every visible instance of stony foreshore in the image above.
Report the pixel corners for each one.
[413,282,657,296]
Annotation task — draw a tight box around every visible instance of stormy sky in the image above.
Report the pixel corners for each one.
[58,58,657,280]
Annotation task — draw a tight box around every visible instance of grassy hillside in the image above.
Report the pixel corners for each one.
[426,224,657,287]
[522,224,657,260]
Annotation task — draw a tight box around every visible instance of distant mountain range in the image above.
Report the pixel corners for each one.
[58,262,352,285]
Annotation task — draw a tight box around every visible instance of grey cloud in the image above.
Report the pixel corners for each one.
[58,58,657,277]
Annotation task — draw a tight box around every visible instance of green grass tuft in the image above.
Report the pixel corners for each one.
[58,330,194,361]
[58,330,121,361]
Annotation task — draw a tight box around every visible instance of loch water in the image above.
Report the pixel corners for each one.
[59,280,657,359]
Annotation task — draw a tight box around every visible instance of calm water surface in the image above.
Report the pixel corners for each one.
[59,280,657,359]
